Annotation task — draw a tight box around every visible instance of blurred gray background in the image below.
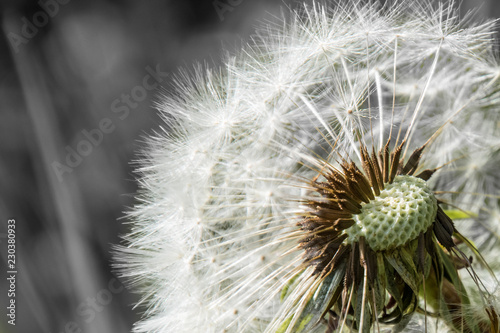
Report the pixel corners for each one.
[0,0,498,332]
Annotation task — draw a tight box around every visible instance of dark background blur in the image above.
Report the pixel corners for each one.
[0,1,498,332]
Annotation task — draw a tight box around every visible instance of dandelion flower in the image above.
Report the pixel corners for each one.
[116,1,500,332]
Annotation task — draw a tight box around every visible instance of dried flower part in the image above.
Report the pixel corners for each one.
[299,140,439,270]
[294,139,490,332]
[301,140,438,250]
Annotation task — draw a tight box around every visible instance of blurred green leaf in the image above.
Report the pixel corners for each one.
[443,209,477,220]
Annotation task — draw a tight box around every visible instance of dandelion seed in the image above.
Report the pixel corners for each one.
[115,1,500,332]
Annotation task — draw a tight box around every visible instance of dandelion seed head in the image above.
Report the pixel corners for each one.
[115,1,500,332]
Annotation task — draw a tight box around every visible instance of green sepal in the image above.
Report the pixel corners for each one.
[299,263,346,332]
[385,248,419,295]
[353,279,372,333]
[277,262,345,333]
[436,245,481,333]
[383,258,405,315]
